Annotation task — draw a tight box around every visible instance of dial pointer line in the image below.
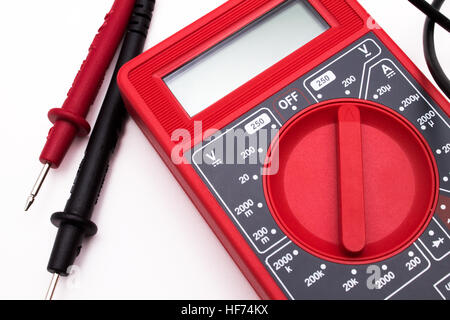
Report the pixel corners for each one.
[337,105,366,254]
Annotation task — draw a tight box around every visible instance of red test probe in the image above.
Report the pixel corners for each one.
[25,0,136,211]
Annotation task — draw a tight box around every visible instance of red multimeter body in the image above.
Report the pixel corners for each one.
[118,0,450,299]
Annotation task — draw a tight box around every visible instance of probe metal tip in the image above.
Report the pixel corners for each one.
[45,273,60,301]
[25,163,51,211]
[24,195,35,212]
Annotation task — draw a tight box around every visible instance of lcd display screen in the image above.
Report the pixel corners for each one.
[164,0,329,116]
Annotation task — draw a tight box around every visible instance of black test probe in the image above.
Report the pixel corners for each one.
[45,0,155,299]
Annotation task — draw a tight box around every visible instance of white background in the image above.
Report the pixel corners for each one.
[0,0,448,300]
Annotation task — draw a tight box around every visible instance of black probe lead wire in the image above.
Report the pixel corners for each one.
[423,0,450,99]
[409,0,450,32]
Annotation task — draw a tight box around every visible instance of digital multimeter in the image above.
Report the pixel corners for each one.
[118,0,450,299]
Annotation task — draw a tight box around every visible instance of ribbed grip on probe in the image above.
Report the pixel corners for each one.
[129,0,155,34]
[39,0,136,168]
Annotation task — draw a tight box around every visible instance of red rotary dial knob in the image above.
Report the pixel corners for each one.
[264,99,439,264]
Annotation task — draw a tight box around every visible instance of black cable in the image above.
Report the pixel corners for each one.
[47,0,155,276]
[409,0,450,32]
[423,0,450,98]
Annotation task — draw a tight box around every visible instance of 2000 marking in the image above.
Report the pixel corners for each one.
[417,110,436,127]
[273,253,293,271]
[234,199,254,218]
[375,271,395,289]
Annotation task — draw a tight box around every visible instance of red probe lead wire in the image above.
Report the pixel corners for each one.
[25,0,136,211]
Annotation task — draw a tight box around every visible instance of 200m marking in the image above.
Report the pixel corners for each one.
[253,227,270,244]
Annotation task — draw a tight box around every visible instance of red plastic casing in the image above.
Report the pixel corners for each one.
[118,0,450,299]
